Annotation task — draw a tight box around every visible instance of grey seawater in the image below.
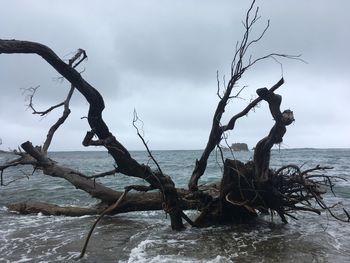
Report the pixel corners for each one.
[1,149,350,262]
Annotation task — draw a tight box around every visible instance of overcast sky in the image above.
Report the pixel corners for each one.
[1,0,349,151]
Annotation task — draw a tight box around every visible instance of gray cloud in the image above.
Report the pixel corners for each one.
[1,0,349,151]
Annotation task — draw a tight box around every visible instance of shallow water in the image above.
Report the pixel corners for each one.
[1,149,350,262]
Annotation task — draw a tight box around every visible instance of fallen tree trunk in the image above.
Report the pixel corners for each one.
[1,1,349,259]
[0,39,186,230]
[20,141,122,203]
[7,188,203,217]
[4,143,204,216]
[8,202,101,217]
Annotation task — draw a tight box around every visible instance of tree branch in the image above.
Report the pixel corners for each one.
[0,39,185,230]
[188,78,284,191]
[253,88,294,181]
[188,0,297,192]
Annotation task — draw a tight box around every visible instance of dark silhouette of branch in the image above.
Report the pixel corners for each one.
[188,0,299,192]
[42,85,74,153]
[89,168,119,179]
[22,85,65,116]
[132,110,164,175]
[273,165,350,223]
[79,188,128,259]
[223,78,284,131]
[0,2,347,259]
[42,49,87,153]
[82,131,105,146]
[0,38,185,231]
[132,110,195,227]
[253,88,294,181]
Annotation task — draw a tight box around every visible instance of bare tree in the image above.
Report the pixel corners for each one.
[0,0,348,258]
[188,0,302,192]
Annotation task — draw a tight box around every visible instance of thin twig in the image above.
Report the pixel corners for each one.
[132,109,163,175]
[79,189,128,259]
[89,168,119,179]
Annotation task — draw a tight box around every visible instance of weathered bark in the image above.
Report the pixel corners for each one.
[1,1,347,240]
[7,191,202,217]
[42,85,74,154]
[194,160,258,227]
[193,156,349,226]
[8,202,101,216]
[187,0,299,192]
[189,78,284,191]
[0,39,185,230]
[220,159,287,223]
[0,2,348,259]
[253,88,294,182]
[21,141,122,203]
[7,142,201,214]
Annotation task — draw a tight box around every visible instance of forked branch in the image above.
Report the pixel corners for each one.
[0,38,185,231]
[189,0,299,191]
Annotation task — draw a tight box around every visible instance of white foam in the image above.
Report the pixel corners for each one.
[125,253,233,263]
[0,206,8,211]
[10,255,33,263]
[126,239,155,263]
[207,255,235,263]
[124,238,234,263]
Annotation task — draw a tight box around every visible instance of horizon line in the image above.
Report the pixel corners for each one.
[2,147,349,154]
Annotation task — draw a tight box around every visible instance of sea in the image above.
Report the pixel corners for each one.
[0,148,350,263]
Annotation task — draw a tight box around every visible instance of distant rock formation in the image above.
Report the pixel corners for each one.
[230,143,249,151]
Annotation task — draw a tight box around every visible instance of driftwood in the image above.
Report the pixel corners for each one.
[0,0,348,258]
[0,39,186,230]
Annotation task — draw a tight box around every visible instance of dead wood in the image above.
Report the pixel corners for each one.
[0,0,349,259]
[7,189,201,217]
[188,0,299,192]
[194,159,350,226]
[189,78,285,191]
[7,202,101,217]
[253,88,294,182]
[0,39,185,230]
